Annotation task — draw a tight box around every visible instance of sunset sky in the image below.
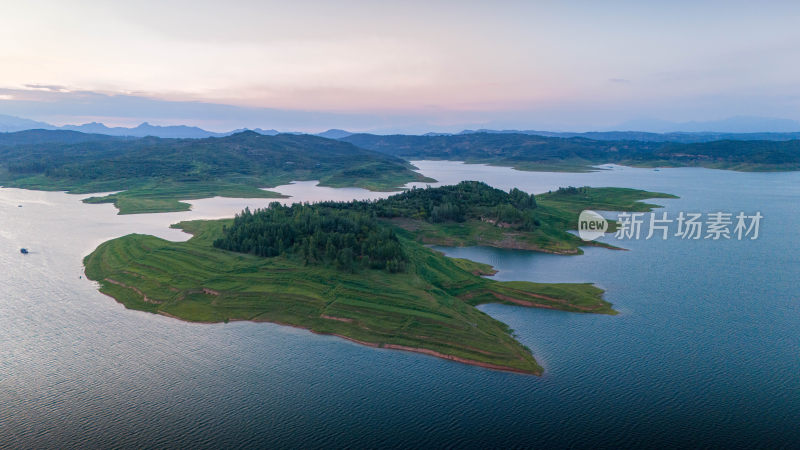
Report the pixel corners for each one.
[2,0,799,132]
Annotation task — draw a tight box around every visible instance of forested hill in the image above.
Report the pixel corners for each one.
[341,133,800,172]
[328,181,674,254]
[212,181,675,257]
[212,181,538,272]
[323,180,538,227]
[0,130,432,214]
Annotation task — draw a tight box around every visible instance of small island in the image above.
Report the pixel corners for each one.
[84,183,675,374]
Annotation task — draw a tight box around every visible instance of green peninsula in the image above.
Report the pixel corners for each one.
[85,183,673,374]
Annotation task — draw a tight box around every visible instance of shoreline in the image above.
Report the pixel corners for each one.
[317,332,541,376]
[140,307,541,375]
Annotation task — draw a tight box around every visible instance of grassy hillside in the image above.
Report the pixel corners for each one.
[341,133,800,172]
[0,130,433,214]
[84,219,615,375]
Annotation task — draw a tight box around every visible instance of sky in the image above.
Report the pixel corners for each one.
[1,0,800,133]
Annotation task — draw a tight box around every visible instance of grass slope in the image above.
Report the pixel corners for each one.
[84,220,616,375]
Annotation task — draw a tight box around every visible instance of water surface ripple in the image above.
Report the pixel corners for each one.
[0,163,798,448]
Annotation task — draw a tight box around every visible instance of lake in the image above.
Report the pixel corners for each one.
[1,161,798,448]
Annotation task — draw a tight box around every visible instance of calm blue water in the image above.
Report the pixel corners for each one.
[1,162,798,448]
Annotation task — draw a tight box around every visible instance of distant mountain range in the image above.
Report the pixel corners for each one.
[0,114,285,138]
[60,122,230,138]
[57,120,285,139]
[2,113,800,141]
[0,114,357,139]
[610,116,800,133]
[0,114,54,133]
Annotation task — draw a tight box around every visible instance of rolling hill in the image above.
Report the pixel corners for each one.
[0,130,432,213]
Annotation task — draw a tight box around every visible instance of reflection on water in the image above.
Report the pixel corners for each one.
[1,162,799,448]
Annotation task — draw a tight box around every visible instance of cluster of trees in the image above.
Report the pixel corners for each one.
[321,181,538,226]
[550,186,586,195]
[213,203,407,273]
[213,182,543,271]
